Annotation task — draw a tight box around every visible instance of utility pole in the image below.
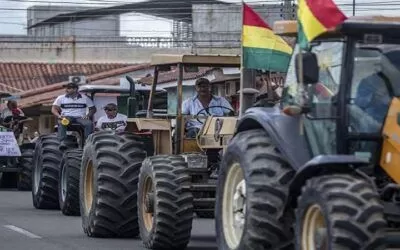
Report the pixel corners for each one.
[282,0,296,20]
[353,0,356,16]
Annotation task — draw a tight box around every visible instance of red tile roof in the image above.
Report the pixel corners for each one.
[138,67,214,85]
[18,63,151,108]
[0,62,134,93]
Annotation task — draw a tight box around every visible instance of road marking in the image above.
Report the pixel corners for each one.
[3,225,42,239]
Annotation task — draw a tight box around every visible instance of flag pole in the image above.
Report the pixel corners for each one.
[239,0,245,117]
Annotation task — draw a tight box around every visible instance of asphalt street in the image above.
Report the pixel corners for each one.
[0,190,217,250]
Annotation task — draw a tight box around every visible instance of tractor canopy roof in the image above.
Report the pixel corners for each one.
[78,84,166,94]
[274,16,400,40]
[150,54,241,67]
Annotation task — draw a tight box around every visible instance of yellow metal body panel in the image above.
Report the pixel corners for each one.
[198,116,237,149]
[380,98,400,183]
[182,139,201,153]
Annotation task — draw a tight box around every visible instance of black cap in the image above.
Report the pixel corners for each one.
[103,103,117,110]
[62,82,79,88]
[195,77,210,86]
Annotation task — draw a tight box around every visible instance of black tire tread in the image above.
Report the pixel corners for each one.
[296,174,387,250]
[80,131,147,238]
[17,147,34,191]
[32,133,77,209]
[59,149,82,216]
[217,129,295,250]
[139,155,194,250]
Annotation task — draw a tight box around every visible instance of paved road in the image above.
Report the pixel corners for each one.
[0,190,217,250]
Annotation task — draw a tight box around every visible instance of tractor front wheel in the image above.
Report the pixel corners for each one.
[80,131,147,238]
[138,155,194,250]
[216,129,295,250]
[296,174,387,250]
[58,149,82,216]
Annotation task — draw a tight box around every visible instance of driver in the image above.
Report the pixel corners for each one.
[51,82,96,148]
[182,77,233,138]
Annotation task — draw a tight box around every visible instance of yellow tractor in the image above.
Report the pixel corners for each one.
[216,16,400,249]
[79,54,251,248]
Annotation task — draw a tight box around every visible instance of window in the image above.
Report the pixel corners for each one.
[349,44,394,134]
[282,41,344,156]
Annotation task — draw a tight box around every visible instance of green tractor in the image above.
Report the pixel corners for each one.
[0,92,35,191]
[31,77,167,216]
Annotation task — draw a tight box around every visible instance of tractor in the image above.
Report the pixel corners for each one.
[79,54,252,248]
[31,78,167,216]
[215,16,400,249]
[0,92,35,191]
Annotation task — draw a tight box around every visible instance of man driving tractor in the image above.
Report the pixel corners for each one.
[182,77,234,138]
[51,82,96,148]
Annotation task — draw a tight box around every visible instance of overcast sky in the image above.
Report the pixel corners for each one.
[0,0,396,36]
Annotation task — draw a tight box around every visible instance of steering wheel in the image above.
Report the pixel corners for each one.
[194,105,235,124]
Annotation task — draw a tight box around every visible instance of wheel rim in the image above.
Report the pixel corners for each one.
[222,162,245,249]
[84,161,94,214]
[141,176,154,232]
[302,204,328,250]
[61,163,67,202]
[33,159,41,194]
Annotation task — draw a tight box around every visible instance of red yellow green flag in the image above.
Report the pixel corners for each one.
[242,3,293,72]
[298,0,347,49]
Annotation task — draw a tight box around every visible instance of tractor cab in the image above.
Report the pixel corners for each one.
[275,17,400,164]
[215,16,400,250]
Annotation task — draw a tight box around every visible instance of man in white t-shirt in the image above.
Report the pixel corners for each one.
[95,103,127,132]
[51,82,97,146]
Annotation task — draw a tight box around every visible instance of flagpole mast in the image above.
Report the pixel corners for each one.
[239,0,245,117]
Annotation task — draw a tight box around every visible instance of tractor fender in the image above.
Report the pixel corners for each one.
[235,106,312,170]
[282,155,370,213]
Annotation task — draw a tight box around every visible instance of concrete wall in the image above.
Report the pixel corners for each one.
[0,36,240,63]
[192,3,296,49]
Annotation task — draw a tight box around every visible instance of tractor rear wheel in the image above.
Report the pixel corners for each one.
[216,129,295,250]
[17,147,34,191]
[32,134,77,209]
[138,155,194,250]
[59,149,82,216]
[295,174,387,250]
[80,131,147,238]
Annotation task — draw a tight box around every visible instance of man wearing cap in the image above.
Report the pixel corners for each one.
[95,103,127,131]
[182,77,234,138]
[51,82,96,147]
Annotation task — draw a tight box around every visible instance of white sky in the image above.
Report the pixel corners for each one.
[0,0,397,36]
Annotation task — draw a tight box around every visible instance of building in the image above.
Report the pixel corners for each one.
[27,5,120,37]
[0,1,295,63]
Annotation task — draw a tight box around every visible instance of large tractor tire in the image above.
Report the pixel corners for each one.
[80,131,147,238]
[295,174,387,250]
[216,129,295,250]
[17,147,34,191]
[138,155,194,250]
[32,134,77,209]
[58,149,82,216]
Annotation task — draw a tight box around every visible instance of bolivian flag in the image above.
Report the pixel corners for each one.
[298,0,347,49]
[242,3,293,73]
